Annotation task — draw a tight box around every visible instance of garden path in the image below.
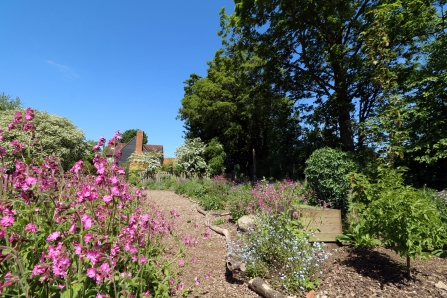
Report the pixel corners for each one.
[146,190,447,298]
[145,190,260,298]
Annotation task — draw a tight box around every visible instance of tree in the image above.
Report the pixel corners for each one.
[0,109,87,171]
[178,47,301,178]
[396,3,447,189]
[121,129,148,144]
[0,93,22,111]
[222,0,439,152]
[175,138,209,176]
[204,138,226,177]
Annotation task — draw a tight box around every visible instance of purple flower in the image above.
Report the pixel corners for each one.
[25,223,38,233]
[0,215,14,227]
[25,108,34,121]
[87,268,96,278]
[103,195,112,203]
[81,214,93,229]
[68,224,76,233]
[84,234,93,243]
[46,231,61,242]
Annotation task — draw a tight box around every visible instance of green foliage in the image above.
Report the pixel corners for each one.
[204,138,226,177]
[175,138,209,177]
[127,168,140,185]
[212,218,226,225]
[174,178,209,201]
[345,167,447,275]
[0,109,86,170]
[121,129,148,144]
[226,183,253,220]
[0,92,22,111]
[234,211,330,295]
[224,0,438,152]
[304,147,356,213]
[178,44,301,179]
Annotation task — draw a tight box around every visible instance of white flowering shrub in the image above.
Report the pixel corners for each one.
[175,137,209,176]
[0,109,87,170]
[129,150,163,176]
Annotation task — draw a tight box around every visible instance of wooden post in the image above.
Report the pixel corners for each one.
[252,149,257,183]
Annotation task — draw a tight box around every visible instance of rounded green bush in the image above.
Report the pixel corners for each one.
[304,147,355,213]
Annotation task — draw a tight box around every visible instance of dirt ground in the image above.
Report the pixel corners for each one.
[146,190,447,298]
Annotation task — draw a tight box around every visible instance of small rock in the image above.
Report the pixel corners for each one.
[435,281,447,290]
[237,215,258,232]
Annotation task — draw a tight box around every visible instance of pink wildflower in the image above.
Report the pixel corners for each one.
[81,213,93,229]
[68,223,76,233]
[87,268,96,278]
[25,108,34,121]
[103,195,112,203]
[25,223,37,233]
[84,234,93,243]
[139,255,147,264]
[170,209,180,218]
[46,231,60,242]
[177,283,185,291]
[206,272,211,280]
[178,259,185,266]
[0,215,14,227]
[194,276,200,286]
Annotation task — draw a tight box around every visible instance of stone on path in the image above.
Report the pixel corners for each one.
[237,215,258,232]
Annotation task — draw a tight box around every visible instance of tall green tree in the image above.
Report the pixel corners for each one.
[222,0,439,152]
[178,47,300,178]
[397,2,447,188]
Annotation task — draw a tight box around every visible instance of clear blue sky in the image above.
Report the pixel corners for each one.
[0,0,235,157]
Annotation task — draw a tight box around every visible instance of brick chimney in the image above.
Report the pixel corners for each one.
[136,130,144,154]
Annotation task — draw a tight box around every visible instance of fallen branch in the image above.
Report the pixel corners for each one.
[205,220,231,244]
[248,277,296,298]
[226,260,246,272]
[196,205,208,217]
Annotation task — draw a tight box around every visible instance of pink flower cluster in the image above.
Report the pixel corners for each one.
[0,109,183,296]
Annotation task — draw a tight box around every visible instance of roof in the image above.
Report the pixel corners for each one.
[143,144,163,153]
[105,141,163,156]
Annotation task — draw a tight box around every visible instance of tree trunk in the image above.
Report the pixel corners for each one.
[252,149,257,183]
[333,60,354,152]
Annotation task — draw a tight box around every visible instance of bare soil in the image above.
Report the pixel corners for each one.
[146,190,447,298]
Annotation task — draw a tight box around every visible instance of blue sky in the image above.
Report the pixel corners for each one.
[0,0,235,157]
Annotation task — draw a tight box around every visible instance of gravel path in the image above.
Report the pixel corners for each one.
[146,190,447,298]
[146,190,260,298]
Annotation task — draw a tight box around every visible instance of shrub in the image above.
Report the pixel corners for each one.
[227,183,253,220]
[0,108,87,171]
[230,211,331,295]
[205,138,226,177]
[304,147,356,214]
[345,167,447,277]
